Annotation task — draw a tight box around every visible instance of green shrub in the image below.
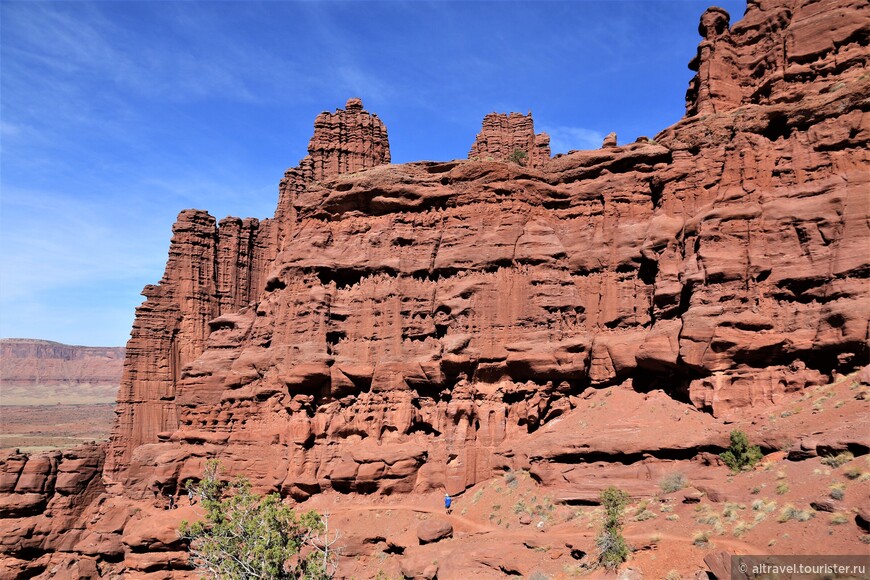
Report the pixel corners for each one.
[796,510,814,522]
[596,487,630,570]
[720,431,763,472]
[777,504,815,523]
[508,149,528,165]
[776,482,790,495]
[722,502,745,520]
[180,460,335,579]
[633,509,657,522]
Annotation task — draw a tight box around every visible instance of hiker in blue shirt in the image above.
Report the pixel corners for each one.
[444,493,452,513]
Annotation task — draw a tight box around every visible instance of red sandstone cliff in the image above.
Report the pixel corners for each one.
[469,111,551,167]
[2,1,869,577]
[105,98,391,477]
[105,0,868,497]
[108,0,869,488]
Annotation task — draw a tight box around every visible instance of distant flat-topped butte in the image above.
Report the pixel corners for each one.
[0,339,122,451]
[1,0,869,577]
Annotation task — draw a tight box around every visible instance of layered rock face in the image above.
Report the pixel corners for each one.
[110,0,868,500]
[664,0,870,413]
[686,0,869,115]
[0,339,123,385]
[105,98,392,478]
[0,445,108,577]
[104,212,273,475]
[275,98,391,226]
[2,1,869,576]
[469,112,551,167]
[306,97,391,181]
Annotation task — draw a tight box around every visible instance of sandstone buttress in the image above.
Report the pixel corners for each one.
[2,2,869,576]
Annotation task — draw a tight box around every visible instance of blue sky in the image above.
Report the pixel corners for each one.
[1,0,746,347]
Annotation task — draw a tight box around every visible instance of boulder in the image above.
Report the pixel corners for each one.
[417,518,453,544]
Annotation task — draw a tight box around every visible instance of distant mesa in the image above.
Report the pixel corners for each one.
[2,0,870,577]
[0,338,124,405]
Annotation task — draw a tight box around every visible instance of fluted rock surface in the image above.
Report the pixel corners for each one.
[108,0,869,494]
[469,112,551,167]
[107,98,393,478]
[105,212,273,475]
[113,0,869,503]
[306,97,391,181]
[3,1,869,576]
[0,444,108,577]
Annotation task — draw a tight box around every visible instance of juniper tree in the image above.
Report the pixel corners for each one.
[180,460,338,579]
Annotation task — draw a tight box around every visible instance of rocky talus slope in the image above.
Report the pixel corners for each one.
[1,0,868,577]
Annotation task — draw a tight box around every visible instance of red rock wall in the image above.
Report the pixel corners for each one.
[0,444,107,577]
[469,112,551,167]
[661,0,870,413]
[275,98,391,242]
[3,2,869,576]
[306,97,391,181]
[107,98,391,478]
[105,212,274,476]
[109,0,869,496]
[686,0,869,114]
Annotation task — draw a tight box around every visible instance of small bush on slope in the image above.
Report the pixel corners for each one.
[597,486,630,570]
[721,431,763,472]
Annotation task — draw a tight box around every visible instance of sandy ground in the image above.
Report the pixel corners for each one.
[0,403,115,453]
[288,451,870,579]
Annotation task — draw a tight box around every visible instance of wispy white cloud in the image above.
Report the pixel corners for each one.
[333,65,393,102]
[540,125,605,154]
[1,122,22,137]
[0,187,167,301]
